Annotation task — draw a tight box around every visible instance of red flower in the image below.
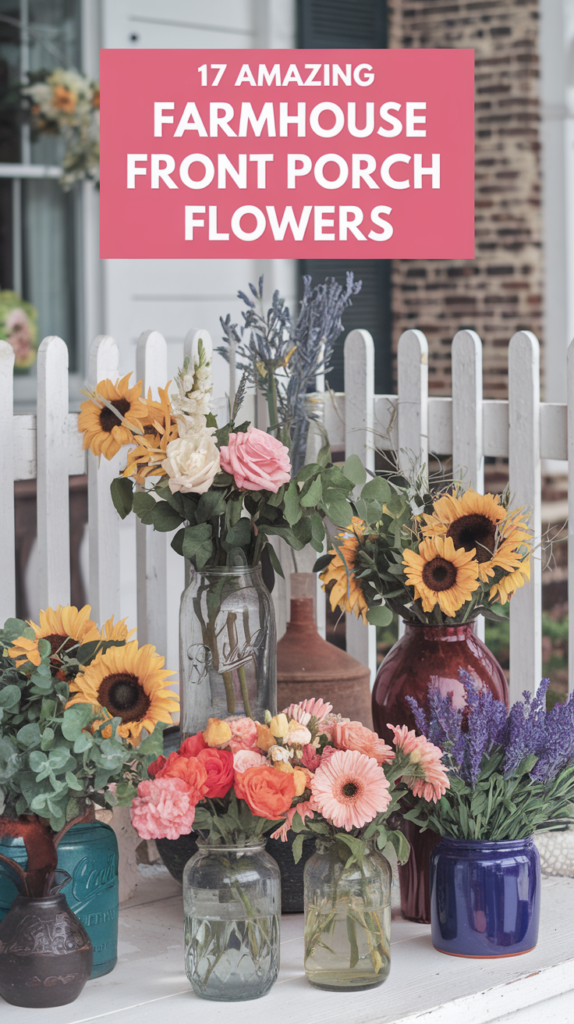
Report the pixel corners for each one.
[196,748,234,799]
[156,752,208,803]
[148,755,167,777]
[179,733,207,758]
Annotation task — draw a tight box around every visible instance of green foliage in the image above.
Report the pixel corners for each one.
[192,790,283,846]
[0,621,163,832]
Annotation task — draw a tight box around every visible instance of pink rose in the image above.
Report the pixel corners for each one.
[233,749,267,772]
[220,427,291,493]
[229,717,259,753]
[130,777,196,840]
[331,721,395,766]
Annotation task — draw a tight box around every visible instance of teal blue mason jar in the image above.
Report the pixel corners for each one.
[0,821,119,979]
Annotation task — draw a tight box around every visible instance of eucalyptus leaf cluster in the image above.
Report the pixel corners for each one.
[0,619,162,832]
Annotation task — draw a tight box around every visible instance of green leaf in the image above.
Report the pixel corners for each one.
[284,480,302,525]
[258,524,306,551]
[152,501,185,533]
[346,914,359,969]
[223,518,252,550]
[65,771,84,792]
[310,512,326,553]
[132,490,157,525]
[0,685,21,709]
[361,476,392,505]
[321,497,353,529]
[196,489,227,523]
[292,833,304,864]
[73,731,93,754]
[343,454,367,487]
[266,484,285,508]
[182,522,213,569]
[312,553,332,573]
[61,705,93,740]
[300,475,323,508]
[366,605,393,627]
[29,750,48,772]
[296,463,319,484]
[171,528,185,556]
[110,476,134,519]
[317,442,331,467]
[265,542,285,580]
[16,723,41,749]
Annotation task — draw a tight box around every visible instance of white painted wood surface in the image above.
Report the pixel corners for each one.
[36,337,71,612]
[135,330,168,654]
[2,325,568,697]
[344,329,377,683]
[7,870,572,1024]
[508,332,542,701]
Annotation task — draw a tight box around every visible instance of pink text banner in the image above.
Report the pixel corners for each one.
[100,48,474,259]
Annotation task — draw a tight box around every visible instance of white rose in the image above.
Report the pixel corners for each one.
[285,722,312,747]
[161,429,220,494]
[268,744,292,763]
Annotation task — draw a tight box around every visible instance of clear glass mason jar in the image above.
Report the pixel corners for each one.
[183,842,281,1001]
[304,839,392,991]
[179,565,277,738]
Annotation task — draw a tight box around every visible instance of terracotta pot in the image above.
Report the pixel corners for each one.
[371,621,508,923]
[277,597,372,727]
[0,893,92,1008]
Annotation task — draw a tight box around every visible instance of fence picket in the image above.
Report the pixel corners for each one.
[36,337,70,614]
[0,341,15,623]
[508,331,542,699]
[344,329,377,685]
[184,328,213,367]
[87,335,121,626]
[397,330,429,476]
[452,330,484,491]
[567,339,574,695]
[135,331,168,654]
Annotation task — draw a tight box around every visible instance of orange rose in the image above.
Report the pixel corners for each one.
[256,723,275,752]
[293,766,312,797]
[234,766,296,819]
[156,753,208,803]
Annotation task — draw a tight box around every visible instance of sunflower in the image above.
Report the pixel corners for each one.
[99,615,136,642]
[403,535,481,617]
[78,374,149,460]
[8,636,42,668]
[28,604,100,662]
[66,641,179,745]
[319,517,370,623]
[123,384,178,485]
[422,489,531,582]
[489,558,530,605]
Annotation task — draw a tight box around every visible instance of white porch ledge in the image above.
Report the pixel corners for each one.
[4,871,574,1024]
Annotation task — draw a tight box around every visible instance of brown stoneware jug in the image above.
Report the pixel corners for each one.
[0,893,93,1008]
[277,596,372,727]
[372,621,508,923]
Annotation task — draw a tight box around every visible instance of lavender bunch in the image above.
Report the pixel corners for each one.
[405,675,574,841]
[218,273,361,473]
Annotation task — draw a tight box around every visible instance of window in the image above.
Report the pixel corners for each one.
[0,0,82,397]
[297,0,391,393]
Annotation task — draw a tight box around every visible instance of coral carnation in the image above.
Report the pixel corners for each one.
[332,721,395,766]
[311,749,391,831]
[147,755,167,778]
[228,717,259,753]
[130,778,196,840]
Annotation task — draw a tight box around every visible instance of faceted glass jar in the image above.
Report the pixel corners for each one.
[179,565,277,738]
[303,840,392,991]
[183,842,281,1001]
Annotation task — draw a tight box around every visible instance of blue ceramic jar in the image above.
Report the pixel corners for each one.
[0,821,119,979]
[430,836,540,958]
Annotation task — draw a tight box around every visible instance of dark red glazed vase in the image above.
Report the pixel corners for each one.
[371,622,508,924]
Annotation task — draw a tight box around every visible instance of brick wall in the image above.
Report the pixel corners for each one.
[388,0,544,399]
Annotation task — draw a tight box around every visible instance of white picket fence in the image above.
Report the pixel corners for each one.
[0,325,570,703]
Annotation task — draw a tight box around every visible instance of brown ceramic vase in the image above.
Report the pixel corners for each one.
[371,621,508,924]
[277,596,372,726]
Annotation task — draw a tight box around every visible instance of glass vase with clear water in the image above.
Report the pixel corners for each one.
[179,565,277,738]
[304,839,392,991]
[183,842,281,1001]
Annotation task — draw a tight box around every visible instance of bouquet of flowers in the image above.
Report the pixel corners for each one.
[404,674,574,841]
[0,605,178,897]
[22,68,100,189]
[315,477,532,628]
[80,339,358,576]
[0,291,38,372]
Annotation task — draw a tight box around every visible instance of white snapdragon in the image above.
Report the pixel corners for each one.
[171,341,213,435]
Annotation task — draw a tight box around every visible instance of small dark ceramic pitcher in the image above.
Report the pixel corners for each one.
[0,892,93,1007]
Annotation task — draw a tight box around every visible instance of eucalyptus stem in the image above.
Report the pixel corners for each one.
[238,664,253,718]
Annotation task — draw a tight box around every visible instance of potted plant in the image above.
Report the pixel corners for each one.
[405,674,574,957]
[0,606,177,988]
[315,475,532,921]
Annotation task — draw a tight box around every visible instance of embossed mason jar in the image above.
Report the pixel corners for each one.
[179,566,277,738]
[304,839,392,991]
[0,821,119,979]
[183,841,281,1001]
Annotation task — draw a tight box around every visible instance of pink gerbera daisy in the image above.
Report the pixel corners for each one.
[311,749,391,831]
[283,697,333,727]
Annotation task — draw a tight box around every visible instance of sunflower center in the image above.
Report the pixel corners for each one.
[143,425,157,435]
[446,514,496,563]
[43,634,77,659]
[422,557,457,592]
[342,782,358,798]
[97,673,150,723]
[99,399,130,433]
